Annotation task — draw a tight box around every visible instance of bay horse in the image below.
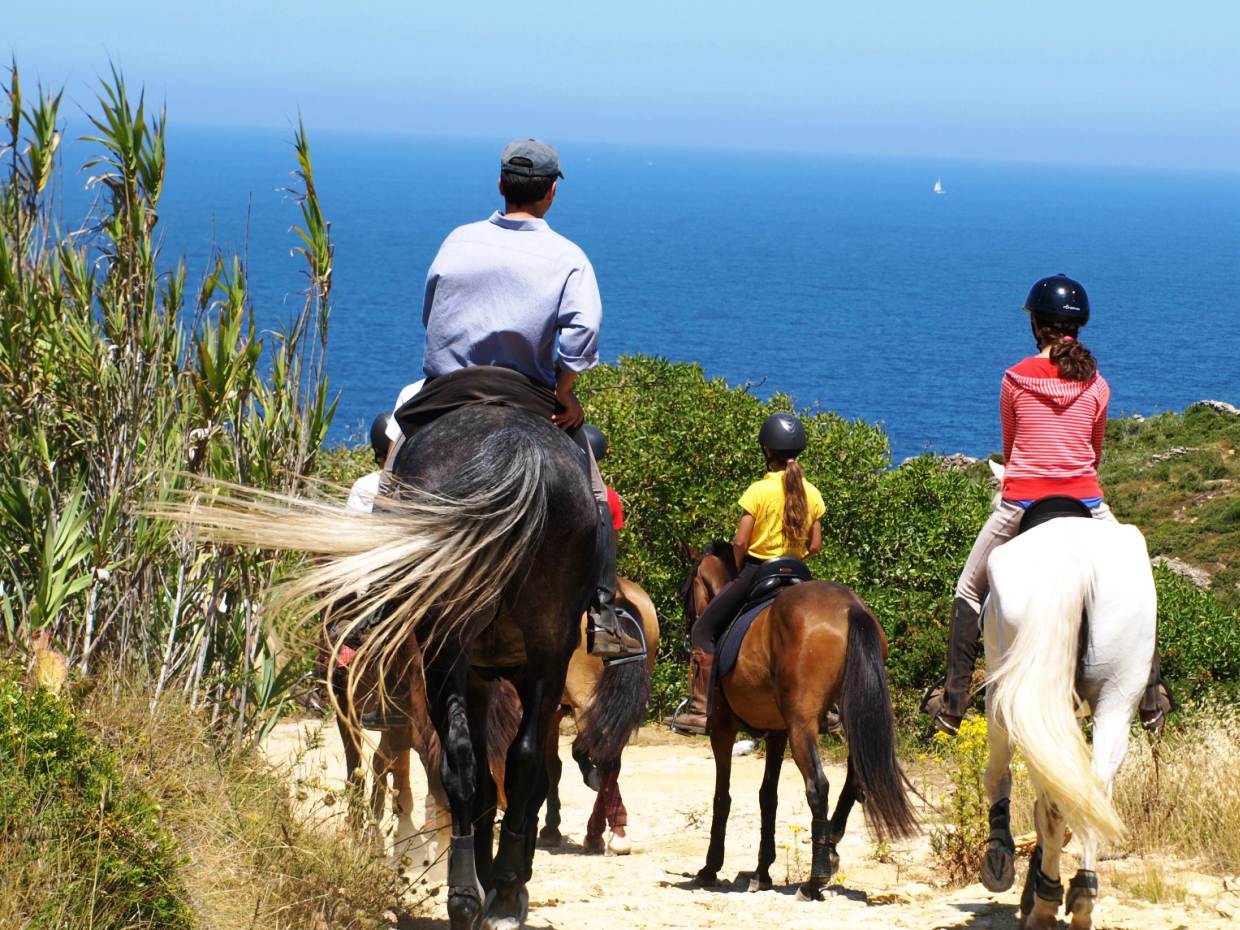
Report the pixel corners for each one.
[980,512,1156,930]
[539,578,660,854]
[683,544,917,900]
[172,405,648,930]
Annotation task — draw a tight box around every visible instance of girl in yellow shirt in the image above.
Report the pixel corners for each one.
[674,414,825,732]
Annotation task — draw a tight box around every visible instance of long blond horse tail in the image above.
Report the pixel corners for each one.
[987,538,1125,843]
[159,426,553,733]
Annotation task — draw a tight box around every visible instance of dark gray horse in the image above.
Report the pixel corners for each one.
[175,403,647,930]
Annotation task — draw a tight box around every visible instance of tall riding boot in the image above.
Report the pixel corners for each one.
[1139,648,1176,732]
[586,503,647,664]
[920,596,981,736]
[669,648,712,735]
[360,653,414,731]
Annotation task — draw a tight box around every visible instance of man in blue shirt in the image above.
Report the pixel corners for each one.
[415,139,644,663]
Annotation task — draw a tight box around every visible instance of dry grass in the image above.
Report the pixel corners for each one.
[80,680,420,930]
[1112,703,1240,871]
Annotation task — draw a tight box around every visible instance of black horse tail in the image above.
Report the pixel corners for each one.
[839,600,919,842]
[577,654,650,767]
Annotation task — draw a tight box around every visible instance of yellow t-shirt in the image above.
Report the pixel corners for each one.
[738,471,826,560]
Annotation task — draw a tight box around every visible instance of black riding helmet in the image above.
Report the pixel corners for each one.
[758,412,807,457]
[580,423,608,462]
[369,413,392,466]
[1024,274,1090,327]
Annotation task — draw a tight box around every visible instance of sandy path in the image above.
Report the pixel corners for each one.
[265,719,1234,929]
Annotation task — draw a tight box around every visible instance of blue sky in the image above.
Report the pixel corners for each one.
[9,0,1240,170]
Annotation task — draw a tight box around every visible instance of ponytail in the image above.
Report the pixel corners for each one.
[1034,319,1097,382]
[781,458,810,546]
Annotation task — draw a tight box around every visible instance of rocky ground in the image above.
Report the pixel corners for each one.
[265,720,1239,929]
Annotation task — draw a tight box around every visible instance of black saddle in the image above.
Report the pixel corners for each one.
[738,557,812,615]
[1018,496,1092,535]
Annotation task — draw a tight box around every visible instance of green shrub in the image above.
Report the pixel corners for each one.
[0,666,192,930]
[577,356,990,715]
[1154,566,1240,701]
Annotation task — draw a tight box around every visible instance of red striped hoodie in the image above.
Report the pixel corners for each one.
[1000,356,1109,502]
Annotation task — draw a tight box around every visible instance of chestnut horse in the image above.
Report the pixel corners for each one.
[683,543,917,900]
[539,578,660,855]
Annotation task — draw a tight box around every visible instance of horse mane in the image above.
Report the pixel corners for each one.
[678,540,737,620]
[702,540,738,579]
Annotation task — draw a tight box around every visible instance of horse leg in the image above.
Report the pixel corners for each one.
[604,759,630,854]
[369,732,394,851]
[1020,795,1067,930]
[827,754,859,845]
[334,685,366,832]
[537,706,565,848]
[424,655,483,930]
[1067,703,1130,930]
[468,674,499,892]
[584,762,613,854]
[696,705,738,886]
[750,730,786,892]
[787,718,835,901]
[980,711,1017,892]
[486,674,559,930]
[388,741,418,859]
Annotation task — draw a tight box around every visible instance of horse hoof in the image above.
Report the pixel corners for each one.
[747,875,773,893]
[447,889,481,930]
[584,767,602,792]
[981,844,1016,892]
[695,869,719,887]
[606,832,631,856]
[536,827,562,848]
[1067,870,1098,930]
[480,888,529,930]
[795,884,825,902]
[583,834,605,855]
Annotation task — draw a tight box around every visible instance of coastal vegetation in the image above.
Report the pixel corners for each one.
[2,60,1238,925]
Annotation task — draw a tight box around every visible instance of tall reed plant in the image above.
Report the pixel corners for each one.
[0,61,336,741]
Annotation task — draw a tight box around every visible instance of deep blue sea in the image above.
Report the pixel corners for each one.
[61,128,1240,461]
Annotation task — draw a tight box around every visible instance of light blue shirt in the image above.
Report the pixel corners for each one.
[421,211,602,388]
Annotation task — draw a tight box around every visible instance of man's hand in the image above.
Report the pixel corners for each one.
[553,369,584,430]
[553,389,584,430]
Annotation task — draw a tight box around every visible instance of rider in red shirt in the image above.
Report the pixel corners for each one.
[581,424,624,530]
[922,275,1173,736]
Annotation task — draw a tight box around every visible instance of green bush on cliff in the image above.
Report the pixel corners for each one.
[0,668,191,930]
[576,355,993,714]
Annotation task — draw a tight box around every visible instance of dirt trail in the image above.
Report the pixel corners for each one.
[265,720,1234,929]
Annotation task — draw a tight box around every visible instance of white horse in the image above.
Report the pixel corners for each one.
[978,469,1156,930]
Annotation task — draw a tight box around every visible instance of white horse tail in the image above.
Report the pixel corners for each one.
[987,538,1125,843]
[158,425,554,730]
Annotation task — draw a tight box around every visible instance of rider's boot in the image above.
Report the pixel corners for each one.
[669,648,712,735]
[920,596,980,736]
[359,671,413,730]
[359,641,414,731]
[586,503,647,664]
[1138,649,1176,732]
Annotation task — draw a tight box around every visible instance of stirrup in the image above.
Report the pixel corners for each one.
[360,700,412,731]
[587,606,647,663]
[667,699,707,735]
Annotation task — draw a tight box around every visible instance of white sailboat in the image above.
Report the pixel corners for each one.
[933,177,944,195]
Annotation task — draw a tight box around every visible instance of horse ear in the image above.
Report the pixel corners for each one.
[680,541,701,563]
[989,459,1006,482]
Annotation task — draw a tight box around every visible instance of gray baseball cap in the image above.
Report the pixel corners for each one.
[500,139,564,179]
